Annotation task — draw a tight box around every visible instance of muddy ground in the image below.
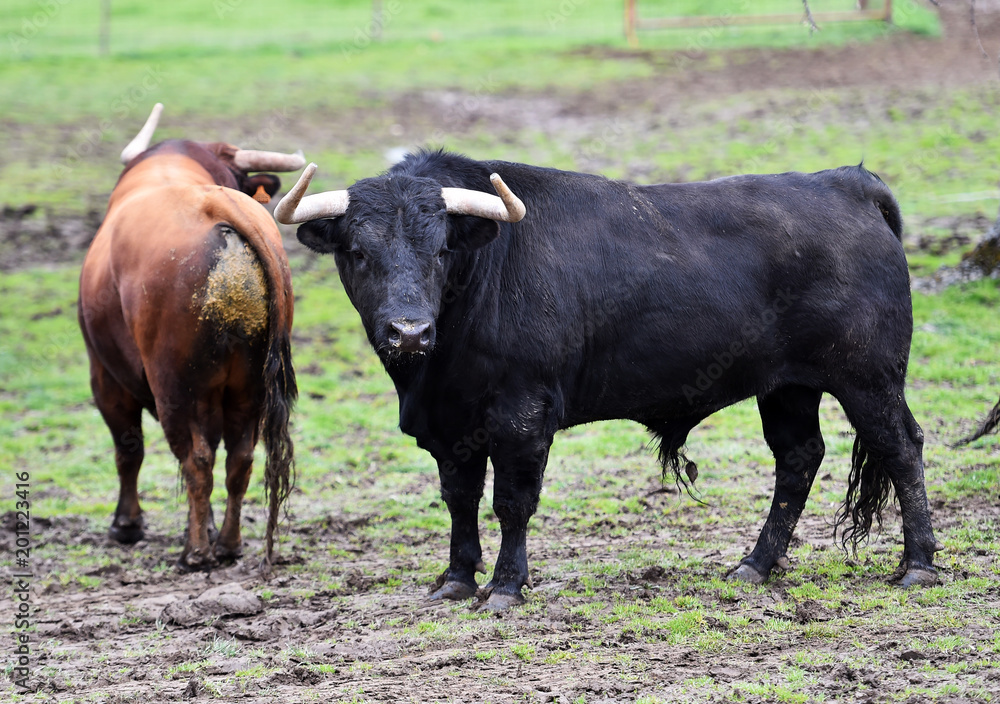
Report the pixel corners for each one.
[3,490,999,703]
[3,5,1000,703]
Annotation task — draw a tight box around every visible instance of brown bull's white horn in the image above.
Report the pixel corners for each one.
[441,173,526,223]
[273,163,350,224]
[120,102,164,164]
[233,149,307,173]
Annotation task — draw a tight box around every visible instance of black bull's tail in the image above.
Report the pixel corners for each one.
[835,437,893,551]
[833,166,906,550]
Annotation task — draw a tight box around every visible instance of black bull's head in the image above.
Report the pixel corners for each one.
[275,163,525,357]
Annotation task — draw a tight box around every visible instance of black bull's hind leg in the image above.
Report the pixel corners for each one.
[837,389,939,586]
[730,386,825,584]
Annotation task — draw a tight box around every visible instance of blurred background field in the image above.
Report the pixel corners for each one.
[0,0,960,216]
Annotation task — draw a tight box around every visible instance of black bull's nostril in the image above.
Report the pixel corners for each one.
[388,320,434,353]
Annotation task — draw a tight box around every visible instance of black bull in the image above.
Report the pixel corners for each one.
[293,150,939,611]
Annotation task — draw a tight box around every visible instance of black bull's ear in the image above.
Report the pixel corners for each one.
[296,218,345,254]
[447,214,501,251]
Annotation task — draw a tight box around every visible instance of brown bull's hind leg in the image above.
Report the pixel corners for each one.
[215,418,258,563]
[90,359,146,544]
[161,396,224,572]
[178,433,219,570]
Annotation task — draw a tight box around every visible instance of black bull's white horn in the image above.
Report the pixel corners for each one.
[273,163,349,224]
[273,162,527,225]
[120,102,164,164]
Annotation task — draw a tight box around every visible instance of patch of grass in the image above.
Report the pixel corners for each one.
[167,659,210,677]
[542,650,576,664]
[279,643,318,662]
[205,635,242,658]
[509,643,535,662]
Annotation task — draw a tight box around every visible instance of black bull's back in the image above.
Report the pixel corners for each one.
[298,153,938,611]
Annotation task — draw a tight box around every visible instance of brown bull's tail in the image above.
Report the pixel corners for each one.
[834,436,893,552]
[203,186,297,573]
[261,314,296,572]
[956,396,1000,446]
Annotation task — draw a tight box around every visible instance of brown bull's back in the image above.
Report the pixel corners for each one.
[84,181,286,396]
[79,149,295,570]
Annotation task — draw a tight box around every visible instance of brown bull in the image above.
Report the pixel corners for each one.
[78,103,299,570]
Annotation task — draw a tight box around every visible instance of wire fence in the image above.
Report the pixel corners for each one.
[2,0,932,59]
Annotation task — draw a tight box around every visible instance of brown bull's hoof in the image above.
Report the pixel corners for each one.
[177,549,219,573]
[108,520,145,545]
[213,542,243,563]
[895,568,937,588]
[474,591,525,613]
[429,580,477,601]
[727,562,768,585]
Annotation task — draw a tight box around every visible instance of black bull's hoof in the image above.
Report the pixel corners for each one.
[890,559,939,588]
[429,580,478,601]
[896,568,937,587]
[474,587,525,613]
[727,562,769,585]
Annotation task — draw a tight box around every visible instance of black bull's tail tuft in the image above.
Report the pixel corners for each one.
[956,396,1000,446]
[835,436,893,552]
[652,426,703,501]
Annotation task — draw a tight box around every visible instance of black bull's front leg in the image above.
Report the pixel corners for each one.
[422,404,555,611]
[429,446,489,601]
[477,433,551,611]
